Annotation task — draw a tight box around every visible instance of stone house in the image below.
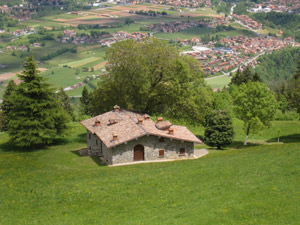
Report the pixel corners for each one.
[80,105,202,165]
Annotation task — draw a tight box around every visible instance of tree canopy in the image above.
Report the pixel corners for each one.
[89,38,212,124]
[230,67,262,86]
[6,56,69,147]
[232,82,277,145]
[204,110,234,149]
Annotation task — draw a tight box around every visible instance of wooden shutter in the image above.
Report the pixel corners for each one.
[159,150,164,157]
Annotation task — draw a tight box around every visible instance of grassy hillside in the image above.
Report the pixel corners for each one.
[1,121,300,224]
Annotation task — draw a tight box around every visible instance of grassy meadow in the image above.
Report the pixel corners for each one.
[206,75,232,89]
[1,120,300,224]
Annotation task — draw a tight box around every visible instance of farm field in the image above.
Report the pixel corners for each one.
[206,75,231,89]
[1,120,300,224]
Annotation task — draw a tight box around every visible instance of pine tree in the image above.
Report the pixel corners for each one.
[56,87,74,121]
[6,56,69,147]
[0,80,16,131]
[204,110,234,149]
[80,86,91,115]
[230,67,262,86]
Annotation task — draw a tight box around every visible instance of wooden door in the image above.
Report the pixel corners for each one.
[134,144,144,161]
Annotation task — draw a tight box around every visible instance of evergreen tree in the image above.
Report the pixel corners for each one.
[6,56,69,147]
[0,80,17,131]
[204,110,234,150]
[56,87,74,121]
[80,86,91,115]
[230,67,262,86]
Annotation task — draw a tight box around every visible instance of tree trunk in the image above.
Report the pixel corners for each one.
[244,135,248,145]
[244,124,250,146]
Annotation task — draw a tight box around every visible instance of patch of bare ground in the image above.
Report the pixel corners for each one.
[0,73,16,81]
[93,61,107,70]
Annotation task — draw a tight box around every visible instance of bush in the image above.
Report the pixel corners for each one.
[274,109,300,121]
[204,110,234,149]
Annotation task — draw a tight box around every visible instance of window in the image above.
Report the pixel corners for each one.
[179,148,185,155]
[159,137,165,142]
[96,139,98,146]
[159,150,164,157]
[89,133,91,139]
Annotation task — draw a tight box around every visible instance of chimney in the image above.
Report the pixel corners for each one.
[144,114,150,120]
[113,105,120,112]
[138,118,143,124]
[168,127,174,135]
[94,120,100,126]
[157,117,163,123]
[113,133,118,141]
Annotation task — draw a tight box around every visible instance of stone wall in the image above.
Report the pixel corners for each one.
[87,131,194,165]
[111,135,194,165]
[87,131,112,164]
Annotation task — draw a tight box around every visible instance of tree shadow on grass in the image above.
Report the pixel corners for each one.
[74,133,86,144]
[267,134,300,144]
[229,141,261,149]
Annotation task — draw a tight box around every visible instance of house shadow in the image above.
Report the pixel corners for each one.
[71,149,105,167]
[267,134,300,144]
[90,156,106,167]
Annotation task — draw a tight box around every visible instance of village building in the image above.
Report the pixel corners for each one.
[80,106,202,165]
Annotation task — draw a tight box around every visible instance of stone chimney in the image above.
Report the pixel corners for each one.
[144,114,150,120]
[113,133,118,141]
[168,127,174,135]
[113,105,120,112]
[138,118,143,124]
[157,117,163,123]
[95,120,100,126]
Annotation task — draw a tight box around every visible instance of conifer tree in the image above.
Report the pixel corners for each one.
[6,56,69,147]
[0,80,16,131]
[80,86,92,115]
[230,67,262,86]
[56,87,74,121]
[204,110,234,149]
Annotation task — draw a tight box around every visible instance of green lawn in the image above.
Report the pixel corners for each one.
[206,75,232,89]
[0,120,300,224]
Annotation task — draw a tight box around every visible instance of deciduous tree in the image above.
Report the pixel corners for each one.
[89,38,212,124]
[232,82,277,145]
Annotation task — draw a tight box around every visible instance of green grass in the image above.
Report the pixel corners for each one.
[0,120,300,224]
[59,57,100,68]
[206,75,231,89]
[0,54,24,74]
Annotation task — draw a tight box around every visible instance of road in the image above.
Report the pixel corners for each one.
[205,51,266,80]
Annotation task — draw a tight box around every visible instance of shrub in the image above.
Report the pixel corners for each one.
[204,110,234,149]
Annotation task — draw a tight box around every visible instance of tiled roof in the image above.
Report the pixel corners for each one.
[80,107,202,148]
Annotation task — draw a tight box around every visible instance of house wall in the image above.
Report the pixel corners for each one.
[111,135,194,165]
[87,131,112,164]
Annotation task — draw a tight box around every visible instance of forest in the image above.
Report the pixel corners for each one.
[251,12,300,41]
[255,47,300,82]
